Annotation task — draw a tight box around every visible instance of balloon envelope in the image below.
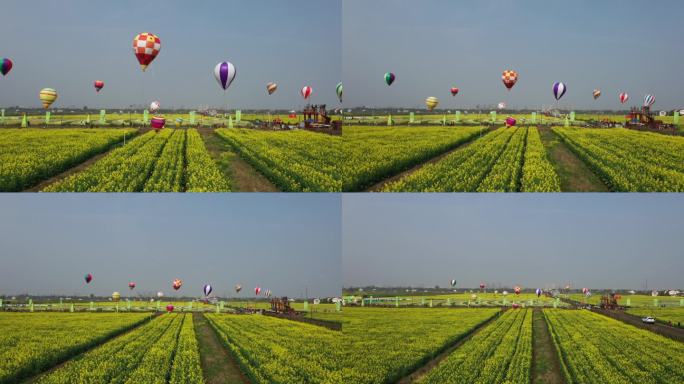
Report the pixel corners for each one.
[450,87,459,96]
[425,96,439,111]
[552,82,567,101]
[84,273,93,284]
[266,82,278,95]
[172,279,183,290]
[336,82,343,102]
[255,286,262,295]
[128,282,136,290]
[234,284,242,293]
[384,72,395,86]
[214,61,236,91]
[505,116,516,127]
[502,70,518,90]
[166,305,174,312]
[203,284,212,296]
[619,93,629,104]
[450,279,457,287]
[592,89,601,100]
[643,94,655,107]
[133,33,161,71]
[0,58,12,76]
[150,116,165,129]
[94,80,104,92]
[112,292,120,302]
[149,101,160,113]
[39,88,58,109]
[301,86,312,100]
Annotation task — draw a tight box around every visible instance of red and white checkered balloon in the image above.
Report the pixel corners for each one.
[133,32,161,72]
[502,70,518,90]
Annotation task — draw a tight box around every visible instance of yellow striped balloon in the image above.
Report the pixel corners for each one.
[425,96,439,111]
[39,88,58,109]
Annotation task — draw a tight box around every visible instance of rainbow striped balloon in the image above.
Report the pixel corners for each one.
[39,88,58,109]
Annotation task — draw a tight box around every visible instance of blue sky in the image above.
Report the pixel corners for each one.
[0,194,341,298]
[343,0,684,110]
[0,0,341,109]
[343,194,684,290]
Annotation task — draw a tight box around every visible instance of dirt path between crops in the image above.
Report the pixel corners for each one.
[590,308,684,342]
[24,132,139,192]
[537,126,608,192]
[22,314,157,384]
[198,128,278,192]
[194,313,250,384]
[396,311,501,384]
[367,127,492,192]
[532,309,565,384]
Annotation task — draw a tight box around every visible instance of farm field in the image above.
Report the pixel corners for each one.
[553,127,684,191]
[419,309,532,384]
[339,307,500,383]
[43,129,230,192]
[205,313,344,383]
[342,125,484,191]
[569,293,683,307]
[383,127,561,192]
[215,128,342,192]
[348,292,567,307]
[0,312,150,383]
[34,313,203,384]
[0,128,135,191]
[544,309,684,383]
[626,308,684,326]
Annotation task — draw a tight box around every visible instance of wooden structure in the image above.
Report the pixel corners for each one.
[625,106,676,134]
[303,104,332,128]
[599,293,623,310]
[270,297,296,315]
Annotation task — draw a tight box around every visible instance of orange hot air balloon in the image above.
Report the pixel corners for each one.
[133,33,161,71]
[502,70,518,90]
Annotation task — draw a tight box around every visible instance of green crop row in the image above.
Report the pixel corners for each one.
[185,129,231,192]
[544,309,684,383]
[143,130,186,192]
[215,128,341,192]
[420,309,532,384]
[205,313,344,383]
[36,314,183,383]
[0,129,135,191]
[342,125,484,191]
[169,315,205,384]
[521,127,562,191]
[553,127,684,191]
[0,313,149,384]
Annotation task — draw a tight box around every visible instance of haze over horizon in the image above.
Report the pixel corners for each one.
[0,194,342,298]
[342,194,684,290]
[343,0,684,110]
[0,0,341,110]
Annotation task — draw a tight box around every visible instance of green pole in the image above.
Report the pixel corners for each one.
[674,111,680,125]
[680,298,684,307]
[127,300,131,311]
[654,299,659,307]
[99,110,106,125]
[421,297,425,306]
[85,114,90,125]
[45,111,51,125]
[303,301,309,311]
[70,303,74,313]
[626,298,631,307]
[442,115,446,126]
[216,304,220,313]
[235,110,241,122]
[570,111,576,122]
[156,301,160,312]
[455,111,460,123]
[409,112,415,123]
[143,110,149,125]
[189,111,196,125]
[564,116,570,127]
[59,298,63,311]
[531,112,537,124]
[336,301,341,312]
[90,302,94,311]
[447,298,451,306]
[189,301,193,310]
[429,299,433,308]
[490,111,496,123]
[21,114,27,128]
[0,299,2,308]
[228,116,233,128]
[387,114,392,126]
[0,109,4,125]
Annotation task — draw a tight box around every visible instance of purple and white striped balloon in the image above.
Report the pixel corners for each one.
[553,82,567,101]
[203,284,213,296]
[213,61,236,91]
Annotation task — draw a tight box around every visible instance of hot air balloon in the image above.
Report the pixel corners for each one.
[234,284,242,293]
[450,279,457,287]
[301,86,312,100]
[643,94,655,108]
[425,96,439,111]
[592,89,601,100]
[384,72,395,86]
[133,33,161,72]
[619,93,629,104]
[266,82,278,95]
[112,292,121,302]
[150,116,165,130]
[172,279,183,291]
[157,291,164,298]
[214,61,236,91]
[94,80,104,93]
[84,273,93,284]
[582,287,589,294]
[0,58,12,76]
[336,82,343,103]
[552,82,567,101]
[502,70,518,90]
[166,305,174,312]
[149,101,160,113]
[497,102,507,110]
[479,283,485,291]
[535,288,542,297]
[39,88,58,109]
[502,290,509,296]
[265,289,272,298]
[514,286,521,295]
[128,282,136,290]
[203,284,213,296]
[254,286,262,296]
[505,116,516,127]
[450,87,459,96]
